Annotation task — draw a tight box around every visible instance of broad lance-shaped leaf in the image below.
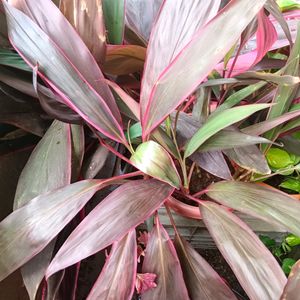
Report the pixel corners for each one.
[46,179,174,277]
[3,2,125,143]
[206,181,300,237]
[223,145,271,174]
[141,217,189,300]
[141,0,267,137]
[130,141,181,188]
[200,202,286,300]
[87,230,137,300]
[0,179,106,282]
[102,0,125,44]
[184,103,271,158]
[13,120,71,300]
[280,260,300,300]
[9,0,120,122]
[59,0,107,64]
[191,151,232,180]
[174,235,237,300]
[141,0,220,136]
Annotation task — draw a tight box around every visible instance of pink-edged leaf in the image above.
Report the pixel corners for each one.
[140,0,221,136]
[3,2,125,143]
[166,197,201,220]
[46,179,174,278]
[280,260,300,300]
[130,141,181,188]
[87,230,137,300]
[191,151,232,180]
[0,179,107,282]
[8,0,119,122]
[13,120,71,300]
[206,181,300,237]
[59,0,107,64]
[225,9,277,74]
[141,216,189,300]
[200,202,287,300]
[242,108,300,136]
[105,79,140,120]
[174,234,237,300]
[141,0,267,137]
[136,273,157,294]
[125,0,162,42]
[224,145,271,174]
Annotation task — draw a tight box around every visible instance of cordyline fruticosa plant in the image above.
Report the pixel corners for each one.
[0,0,300,299]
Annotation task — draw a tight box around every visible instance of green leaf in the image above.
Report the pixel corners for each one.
[260,235,276,249]
[207,181,300,237]
[184,104,271,158]
[102,0,125,44]
[285,234,300,247]
[0,48,31,71]
[282,258,296,275]
[266,148,294,169]
[280,178,300,193]
[277,0,300,11]
[126,122,142,143]
[130,141,181,188]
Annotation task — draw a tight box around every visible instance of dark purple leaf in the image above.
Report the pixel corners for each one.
[46,180,174,277]
[87,230,137,300]
[141,217,189,300]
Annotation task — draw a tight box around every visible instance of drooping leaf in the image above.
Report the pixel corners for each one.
[0,179,106,282]
[200,202,287,300]
[87,230,137,300]
[141,0,267,137]
[4,1,125,143]
[103,45,146,75]
[0,91,46,136]
[32,66,82,125]
[206,181,300,237]
[174,234,237,300]
[8,0,120,122]
[130,141,181,188]
[59,0,107,63]
[46,179,174,277]
[184,104,271,158]
[141,217,189,300]
[224,145,271,174]
[13,120,71,300]
[190,151,232,180]
[280,260,300,300]
[102,0,125,44]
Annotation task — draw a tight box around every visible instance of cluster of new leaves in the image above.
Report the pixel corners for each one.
[0,0,300,299]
